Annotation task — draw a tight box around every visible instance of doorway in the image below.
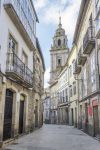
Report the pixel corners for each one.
[75,108,77,127]
[71,108,74,126]
[80,105,82,129]
[66,108,69,125]
[93,106,99,137]
[19,95,25,134]
[3,89,13,141]
[85,103,88,132]
[35,100,39,127]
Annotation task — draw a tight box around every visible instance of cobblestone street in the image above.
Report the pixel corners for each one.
[5,125,100,150]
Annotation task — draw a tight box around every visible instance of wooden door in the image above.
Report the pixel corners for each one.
[3,89,13,141]
[19,100,24,134]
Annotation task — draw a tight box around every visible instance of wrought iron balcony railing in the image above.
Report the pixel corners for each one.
[83,26,95,54]
[6,53,33,88]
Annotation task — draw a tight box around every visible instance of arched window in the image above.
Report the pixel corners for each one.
[58,39,61,46]
[58,58,62,66]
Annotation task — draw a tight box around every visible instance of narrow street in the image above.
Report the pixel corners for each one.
[5,125,100,150]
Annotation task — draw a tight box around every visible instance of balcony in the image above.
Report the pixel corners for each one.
[73,61,81,74]
[6,53,33,88]
[83,26,95,54]
[78,48,87,66]
[4,0,36,50]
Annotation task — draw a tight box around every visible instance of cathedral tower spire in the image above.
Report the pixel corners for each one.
[58,16,62,28]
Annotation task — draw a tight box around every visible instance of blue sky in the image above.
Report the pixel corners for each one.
[34,0,81,88]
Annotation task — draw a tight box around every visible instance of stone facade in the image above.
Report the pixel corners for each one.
[32,39,45,128]
[0,0,45,147]
[73,0,100,138]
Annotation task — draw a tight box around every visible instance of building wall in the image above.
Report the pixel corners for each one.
[57,67,69,125]
[73,0,100,137]
[43,96,51,124]
[0,0,41,146]
[0,0,37,73]
[67,46,78,127]
[50,82,58,124]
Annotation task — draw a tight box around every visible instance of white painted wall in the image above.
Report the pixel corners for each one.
[0,0,36,73]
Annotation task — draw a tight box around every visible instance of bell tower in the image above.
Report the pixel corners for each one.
[50,16,69,84]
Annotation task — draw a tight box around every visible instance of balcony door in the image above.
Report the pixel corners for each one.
[22,51,28,66]
[3,89,13,141]
[9,35,18,54]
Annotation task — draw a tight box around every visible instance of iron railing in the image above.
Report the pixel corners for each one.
[6,53,33,86]
[83,26,95,51]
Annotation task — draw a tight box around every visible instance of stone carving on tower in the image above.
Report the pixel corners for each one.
[50,16,69,84]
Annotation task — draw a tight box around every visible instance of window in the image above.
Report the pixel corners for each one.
[58,39,61,46]
[72,60,75,74]
[69,85,72,97]
[60,92,62,103]
[91,53,96,91]
[83,66,87,97]
[95,0,100,16]
[22,51,28,65]
[73,82,76,95]
[46,111,49,118]
[58,58,62,66]
[65,89,68,102]
[60,92,63,103]
[69,65,72,77]
[46,100,48,106]
[8,35,17,54]
[63,90,64,102]
[57,92,60,103]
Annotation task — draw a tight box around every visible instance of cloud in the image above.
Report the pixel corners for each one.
[34,0,49,11]
[34,0,82,87]
[34,0,81,41]
[44,67,50,88]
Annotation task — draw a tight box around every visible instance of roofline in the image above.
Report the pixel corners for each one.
[36,38,46,71]
[73,0,90,44]
[30,0,39,23]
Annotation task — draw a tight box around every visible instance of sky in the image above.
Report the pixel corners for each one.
[34,0,82,88]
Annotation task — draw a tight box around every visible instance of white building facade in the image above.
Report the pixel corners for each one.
[57,67,69,125]
[0,0,38,145]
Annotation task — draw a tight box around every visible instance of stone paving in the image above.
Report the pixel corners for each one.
[5,125,100,150]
